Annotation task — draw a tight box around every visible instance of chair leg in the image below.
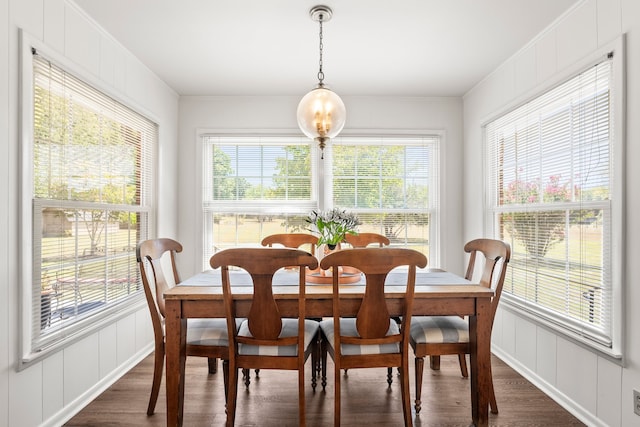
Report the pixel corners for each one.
[429,355,441,371]
[457,353,468,377]
[414,356,424,414]
[489,363,498,414]
[226,366,239,427]
[208,357,218,374]
[387,367,393,386]
[321,336,328,391]
[334,358,341,426]
[147,348,164,416]
[243,368,251,388]
[399,363,412,427]
[299,362,306,427]
[311,339,318,391]
[223,360,230,403]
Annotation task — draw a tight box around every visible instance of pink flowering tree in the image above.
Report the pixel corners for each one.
[502,175,573,258]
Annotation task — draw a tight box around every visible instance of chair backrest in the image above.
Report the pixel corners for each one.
[320,248,427,344]
[463,238,511,323]
[343,232,390,248]
[261,233,319,256]
[136,238,182,340]
[210,248,318,344]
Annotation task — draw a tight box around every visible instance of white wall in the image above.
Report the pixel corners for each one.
[177,95,465,277]
[0,1,179,426]
[463,0,639,426]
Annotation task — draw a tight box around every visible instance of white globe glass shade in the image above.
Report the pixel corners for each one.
[296,86,346,141]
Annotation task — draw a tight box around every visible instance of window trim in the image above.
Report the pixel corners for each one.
[18,30,158,368]
[198,128,443,271]
[481,36,625,358]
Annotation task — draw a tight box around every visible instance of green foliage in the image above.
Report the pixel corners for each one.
[306,208,361,246]
[503,175,573,258]
[331,145,429,238]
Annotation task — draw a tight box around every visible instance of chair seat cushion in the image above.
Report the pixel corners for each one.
[186,318,231,347]
[319,318,400,355]
[237,318,320,356]
[410,316,469,345]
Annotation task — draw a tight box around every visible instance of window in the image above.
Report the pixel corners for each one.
[485,48,623,354]
[201,134,440,268]
[21,39,155,362]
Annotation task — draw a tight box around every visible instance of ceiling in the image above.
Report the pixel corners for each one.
[73,0,580,97]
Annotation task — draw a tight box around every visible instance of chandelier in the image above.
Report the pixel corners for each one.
[296,5,346,159]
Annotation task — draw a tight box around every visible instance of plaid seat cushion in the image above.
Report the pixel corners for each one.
[410,316,469,345]
[186,318,231,347]
[237,318,320,356]
[319,318,400,355]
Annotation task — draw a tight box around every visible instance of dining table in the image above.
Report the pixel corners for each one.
[163,268,495,427]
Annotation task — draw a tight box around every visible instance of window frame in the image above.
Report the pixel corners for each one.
[199,130,442,270]
[19,31,157,367]
[482,36,625,358]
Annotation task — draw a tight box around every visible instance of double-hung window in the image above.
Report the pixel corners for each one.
[201,134,440,268]
[21,38,155,362]
[485,44,623,355]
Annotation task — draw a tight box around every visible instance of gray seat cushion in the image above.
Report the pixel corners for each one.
[410,316,469,345]
[237,318,320,356]
[186,318,231,346]
[319,318,400,355]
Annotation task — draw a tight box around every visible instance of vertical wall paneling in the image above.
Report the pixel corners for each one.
[596,356,622,426]
[464,2,635,425]
[1,0,178,425]
[0,0,9,424]
[98,324,118,379]
[42,351,64,421]
[43,0,64,51]
[535,327,558,386]
[556,0,598,70]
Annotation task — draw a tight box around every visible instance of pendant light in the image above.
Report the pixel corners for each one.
[297,5,346,159]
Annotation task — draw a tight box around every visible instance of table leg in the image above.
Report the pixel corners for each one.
[165,300,187,427]
[469,297,491,427]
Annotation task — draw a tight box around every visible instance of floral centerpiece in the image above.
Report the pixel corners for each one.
[306,208,361,249]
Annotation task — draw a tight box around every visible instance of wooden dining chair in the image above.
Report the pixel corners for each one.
[209,247,320,427]
[341,232,392,376]
[137,238,233,416]
[409,238,511,415]
[319,248,428,427]
[261,233,319,256]
[343,232,390,248]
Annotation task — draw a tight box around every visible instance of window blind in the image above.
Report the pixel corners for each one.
[201,134,440,270]
[30,52,155,353]
[486,58,613,346]
[331,136,439,259]
[201,136,315,265]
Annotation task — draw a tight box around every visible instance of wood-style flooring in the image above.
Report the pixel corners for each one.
[65,353,585,426]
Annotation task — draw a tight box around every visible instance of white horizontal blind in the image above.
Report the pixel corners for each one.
[31,53,155,352]
[486,58,613,346]
[331,136,439,260]
[201,136,315,265]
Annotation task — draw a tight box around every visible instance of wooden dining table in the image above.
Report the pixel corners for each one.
[164,268,495,426]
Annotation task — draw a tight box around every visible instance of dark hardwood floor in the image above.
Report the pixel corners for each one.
[66,353,584,426]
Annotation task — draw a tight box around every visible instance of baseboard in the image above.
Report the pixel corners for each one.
[39,343,154,427]
[492,346,608,427]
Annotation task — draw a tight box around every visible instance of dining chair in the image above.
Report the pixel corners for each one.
[409,238,510,415]
[343,232,390,248]
[209,247,320,427]
[341,232,392,377]
[261,233,319,256]
[137,238,233,416]
[319,247,428,427]
[261,232,321,374]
